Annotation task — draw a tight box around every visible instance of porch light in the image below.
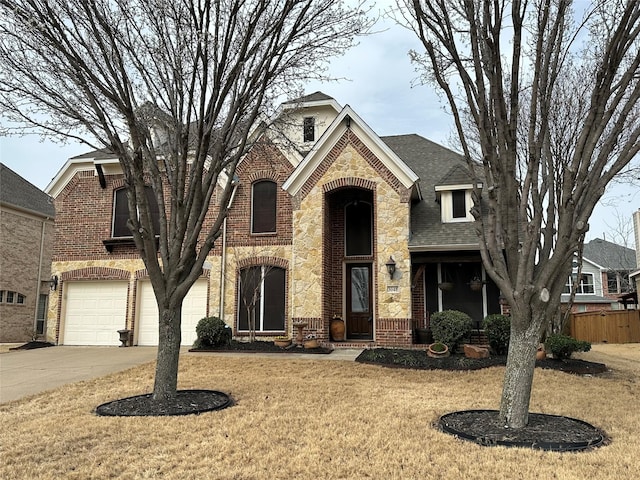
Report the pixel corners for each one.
[385,257,396,279]
[49,275,58,291]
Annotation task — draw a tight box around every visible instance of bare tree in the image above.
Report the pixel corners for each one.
[398,0,640,428]
[0,0,371,403]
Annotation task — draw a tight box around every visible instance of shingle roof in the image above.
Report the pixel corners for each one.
[0,163,55,217]
[437,164,475,186]
[583,238,636,270]
[283,91,335,104]
[380,134,481,248]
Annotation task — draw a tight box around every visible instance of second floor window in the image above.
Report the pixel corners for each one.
[112,187,160,238]
[563,273,595,294]
[251,180,277,234]
[452,190,467,218]
[303,117,315,142]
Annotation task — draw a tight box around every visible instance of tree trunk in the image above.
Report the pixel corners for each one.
[153,306,182,402]
[499,317,542,429]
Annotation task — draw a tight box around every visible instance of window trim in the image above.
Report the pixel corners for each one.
[237,265,286,333]
[563,273,596,295]
[439,189,474,223]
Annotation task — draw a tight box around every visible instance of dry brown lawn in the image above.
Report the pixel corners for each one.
[1,347,639,480]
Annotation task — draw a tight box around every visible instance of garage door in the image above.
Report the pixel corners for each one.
[63,281,128,345]
[136,279,208,346]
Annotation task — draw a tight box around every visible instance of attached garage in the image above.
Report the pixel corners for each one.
[136,279,208,346]
[62,281,128,345]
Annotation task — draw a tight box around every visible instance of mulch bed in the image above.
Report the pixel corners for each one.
[189,339,333,354]
[356,348,608,375]
[439,410,607,451]
[95,390,232,417]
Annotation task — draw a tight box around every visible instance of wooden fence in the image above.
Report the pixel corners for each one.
[569,309,640,343]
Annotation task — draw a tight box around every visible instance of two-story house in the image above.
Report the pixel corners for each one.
[0,163,55,342]
[560,238,637,312]
[44,92,501,347]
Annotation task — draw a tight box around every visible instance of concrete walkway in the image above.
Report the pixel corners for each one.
[0,345,363,404]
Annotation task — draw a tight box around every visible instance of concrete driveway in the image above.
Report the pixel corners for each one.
[0,346,158,403]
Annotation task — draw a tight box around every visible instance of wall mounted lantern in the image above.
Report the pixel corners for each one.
[49,275,58,291]
[385,257,396,279]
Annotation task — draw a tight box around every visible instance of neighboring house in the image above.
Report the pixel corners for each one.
[44,92,503,347]
[628,209,640,307]
[560,238,637,312]
[0,163,55,342]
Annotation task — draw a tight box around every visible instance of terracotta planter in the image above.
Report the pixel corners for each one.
[427,342,450,358]
[274,339,292,348]
[536,345,546,360]
[330,317,345,341]
[303,339,319,349]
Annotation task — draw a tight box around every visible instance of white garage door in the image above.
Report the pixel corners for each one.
[136,280,208,346]
[63,281,128,345]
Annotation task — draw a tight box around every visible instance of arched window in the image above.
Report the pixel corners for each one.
[238,266,285,332]
[251,180,277,234]
[112,187,160,237]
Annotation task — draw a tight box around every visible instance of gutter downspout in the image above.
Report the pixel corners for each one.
[219,179,239,319]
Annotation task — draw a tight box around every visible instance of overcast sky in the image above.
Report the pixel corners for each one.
[0,6,637,245]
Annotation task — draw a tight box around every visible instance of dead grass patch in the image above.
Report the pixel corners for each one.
[1,351,638,479]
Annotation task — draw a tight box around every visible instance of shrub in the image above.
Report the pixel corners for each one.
[482,314,511,355]
[545,334,591,360]
[194,316,232,348]
[430,310,473,351]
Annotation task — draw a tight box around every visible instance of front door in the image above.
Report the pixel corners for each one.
[346,263,373,340]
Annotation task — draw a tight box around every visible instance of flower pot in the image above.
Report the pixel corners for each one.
[330,317,345,341]
[469,280,483,291]
[536,345,546,360]
[427,342,450,358]
[438,282,454,291]
[303,339,319,349]
[274,339,292,348]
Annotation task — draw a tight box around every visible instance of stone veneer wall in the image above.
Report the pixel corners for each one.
[291,134,413,345]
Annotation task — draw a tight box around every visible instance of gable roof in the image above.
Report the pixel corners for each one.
[282,105,420,198]
[0,163,55,218]
[583,238,636,271]
[381,135,482,250]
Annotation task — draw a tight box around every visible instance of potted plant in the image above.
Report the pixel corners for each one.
[274,336,292,348]
[427,341,450,358]
[303,333,319,349]
[469,276,483,291]
[438,282,454,291]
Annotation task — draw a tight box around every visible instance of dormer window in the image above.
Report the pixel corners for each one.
[451,190,467,219]
[303,117,315,142]
[435,186,476,223]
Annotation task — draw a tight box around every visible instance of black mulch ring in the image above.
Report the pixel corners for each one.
[356,348,608,375]
[439,410,607,451]
[9,341,55,350]
[95,390,232,417]
[189,339,333,354]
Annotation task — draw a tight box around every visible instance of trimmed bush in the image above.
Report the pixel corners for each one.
[482,314,511,355]
[194,316,232,348]
[545,334,591,360]
[430,310,473,351]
